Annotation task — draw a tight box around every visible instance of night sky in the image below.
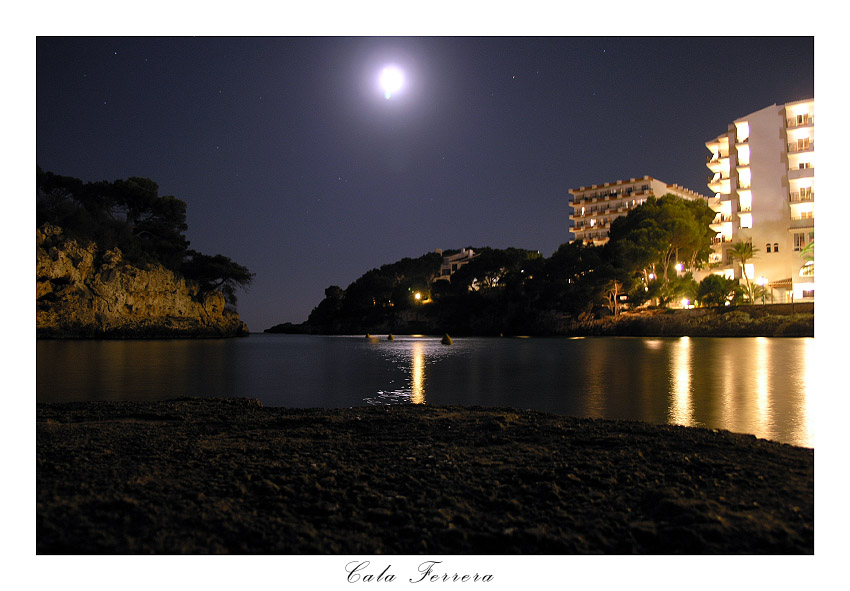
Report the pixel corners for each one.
[36,36,814,331]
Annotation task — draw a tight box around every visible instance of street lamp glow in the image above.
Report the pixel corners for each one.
[675,263,684,272]
[414,292,421,301]
[379,66,404,99]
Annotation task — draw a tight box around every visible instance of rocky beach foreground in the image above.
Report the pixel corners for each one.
[37,398,813,554]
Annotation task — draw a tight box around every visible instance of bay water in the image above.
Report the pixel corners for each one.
[37,334,814,447]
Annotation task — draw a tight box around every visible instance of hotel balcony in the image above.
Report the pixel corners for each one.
[705,194,723,209]
[786,115,814,128]
[711,235,730,245]
[788,167,814,181]
[790,217,815,230]
[788,140,814,153]
[706,136,729,154]
[706,155,730,173]
[707,175,731,193]
[710,214,733,231]
[789,191,815,203]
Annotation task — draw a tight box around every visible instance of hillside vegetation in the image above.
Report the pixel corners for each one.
[268,193,812,337]
[37,167,252,337]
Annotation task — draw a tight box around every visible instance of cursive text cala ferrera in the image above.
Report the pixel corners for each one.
[345,560,494,583]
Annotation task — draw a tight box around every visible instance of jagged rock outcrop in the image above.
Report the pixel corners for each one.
[36,224,249,338]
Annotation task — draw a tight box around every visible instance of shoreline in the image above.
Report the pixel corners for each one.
[37,398,813,554]
[266,305,814,338]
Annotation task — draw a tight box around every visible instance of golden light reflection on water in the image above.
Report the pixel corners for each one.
[410,341,426,404]
[669,337,694,427]
[754,337,771,441]
[720,345,736,429]
[40,335,815,447]
[802,338,814,447]
[664,337,813,448]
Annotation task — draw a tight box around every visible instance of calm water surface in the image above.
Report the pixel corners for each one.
[37,334,815,447]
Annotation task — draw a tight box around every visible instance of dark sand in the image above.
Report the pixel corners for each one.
[37,398,813,554]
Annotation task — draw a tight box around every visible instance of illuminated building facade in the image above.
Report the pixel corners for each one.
[434,248,479,281]
[704,98,814,302]
[568,176,708,245]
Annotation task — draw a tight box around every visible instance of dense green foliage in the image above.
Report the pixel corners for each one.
[37,167,253,306]
[696,274,745,307]
[291,193,755,334]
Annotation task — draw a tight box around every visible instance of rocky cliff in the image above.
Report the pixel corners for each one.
[37,224,249,338]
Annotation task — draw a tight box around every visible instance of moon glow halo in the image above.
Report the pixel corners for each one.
[379,66,404,99]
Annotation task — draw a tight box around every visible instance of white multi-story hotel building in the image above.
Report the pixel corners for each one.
[704,98,814,302]
[569,176,708,245]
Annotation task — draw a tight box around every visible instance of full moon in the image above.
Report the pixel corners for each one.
[379,66,404,99]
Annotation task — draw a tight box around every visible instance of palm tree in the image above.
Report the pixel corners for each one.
[800,240,814,275]
[728,241,759,302]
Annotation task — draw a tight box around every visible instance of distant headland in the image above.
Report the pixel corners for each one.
[265,243,813,338]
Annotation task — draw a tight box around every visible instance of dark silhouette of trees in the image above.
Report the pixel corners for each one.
[37,166,252,307]
[180,251,254,307]
[292,192,719,333]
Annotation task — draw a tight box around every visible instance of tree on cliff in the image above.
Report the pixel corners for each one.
[110,177,190,270]
[37,167,254,308]
[37,168,190,270]
[178,251,254,307]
